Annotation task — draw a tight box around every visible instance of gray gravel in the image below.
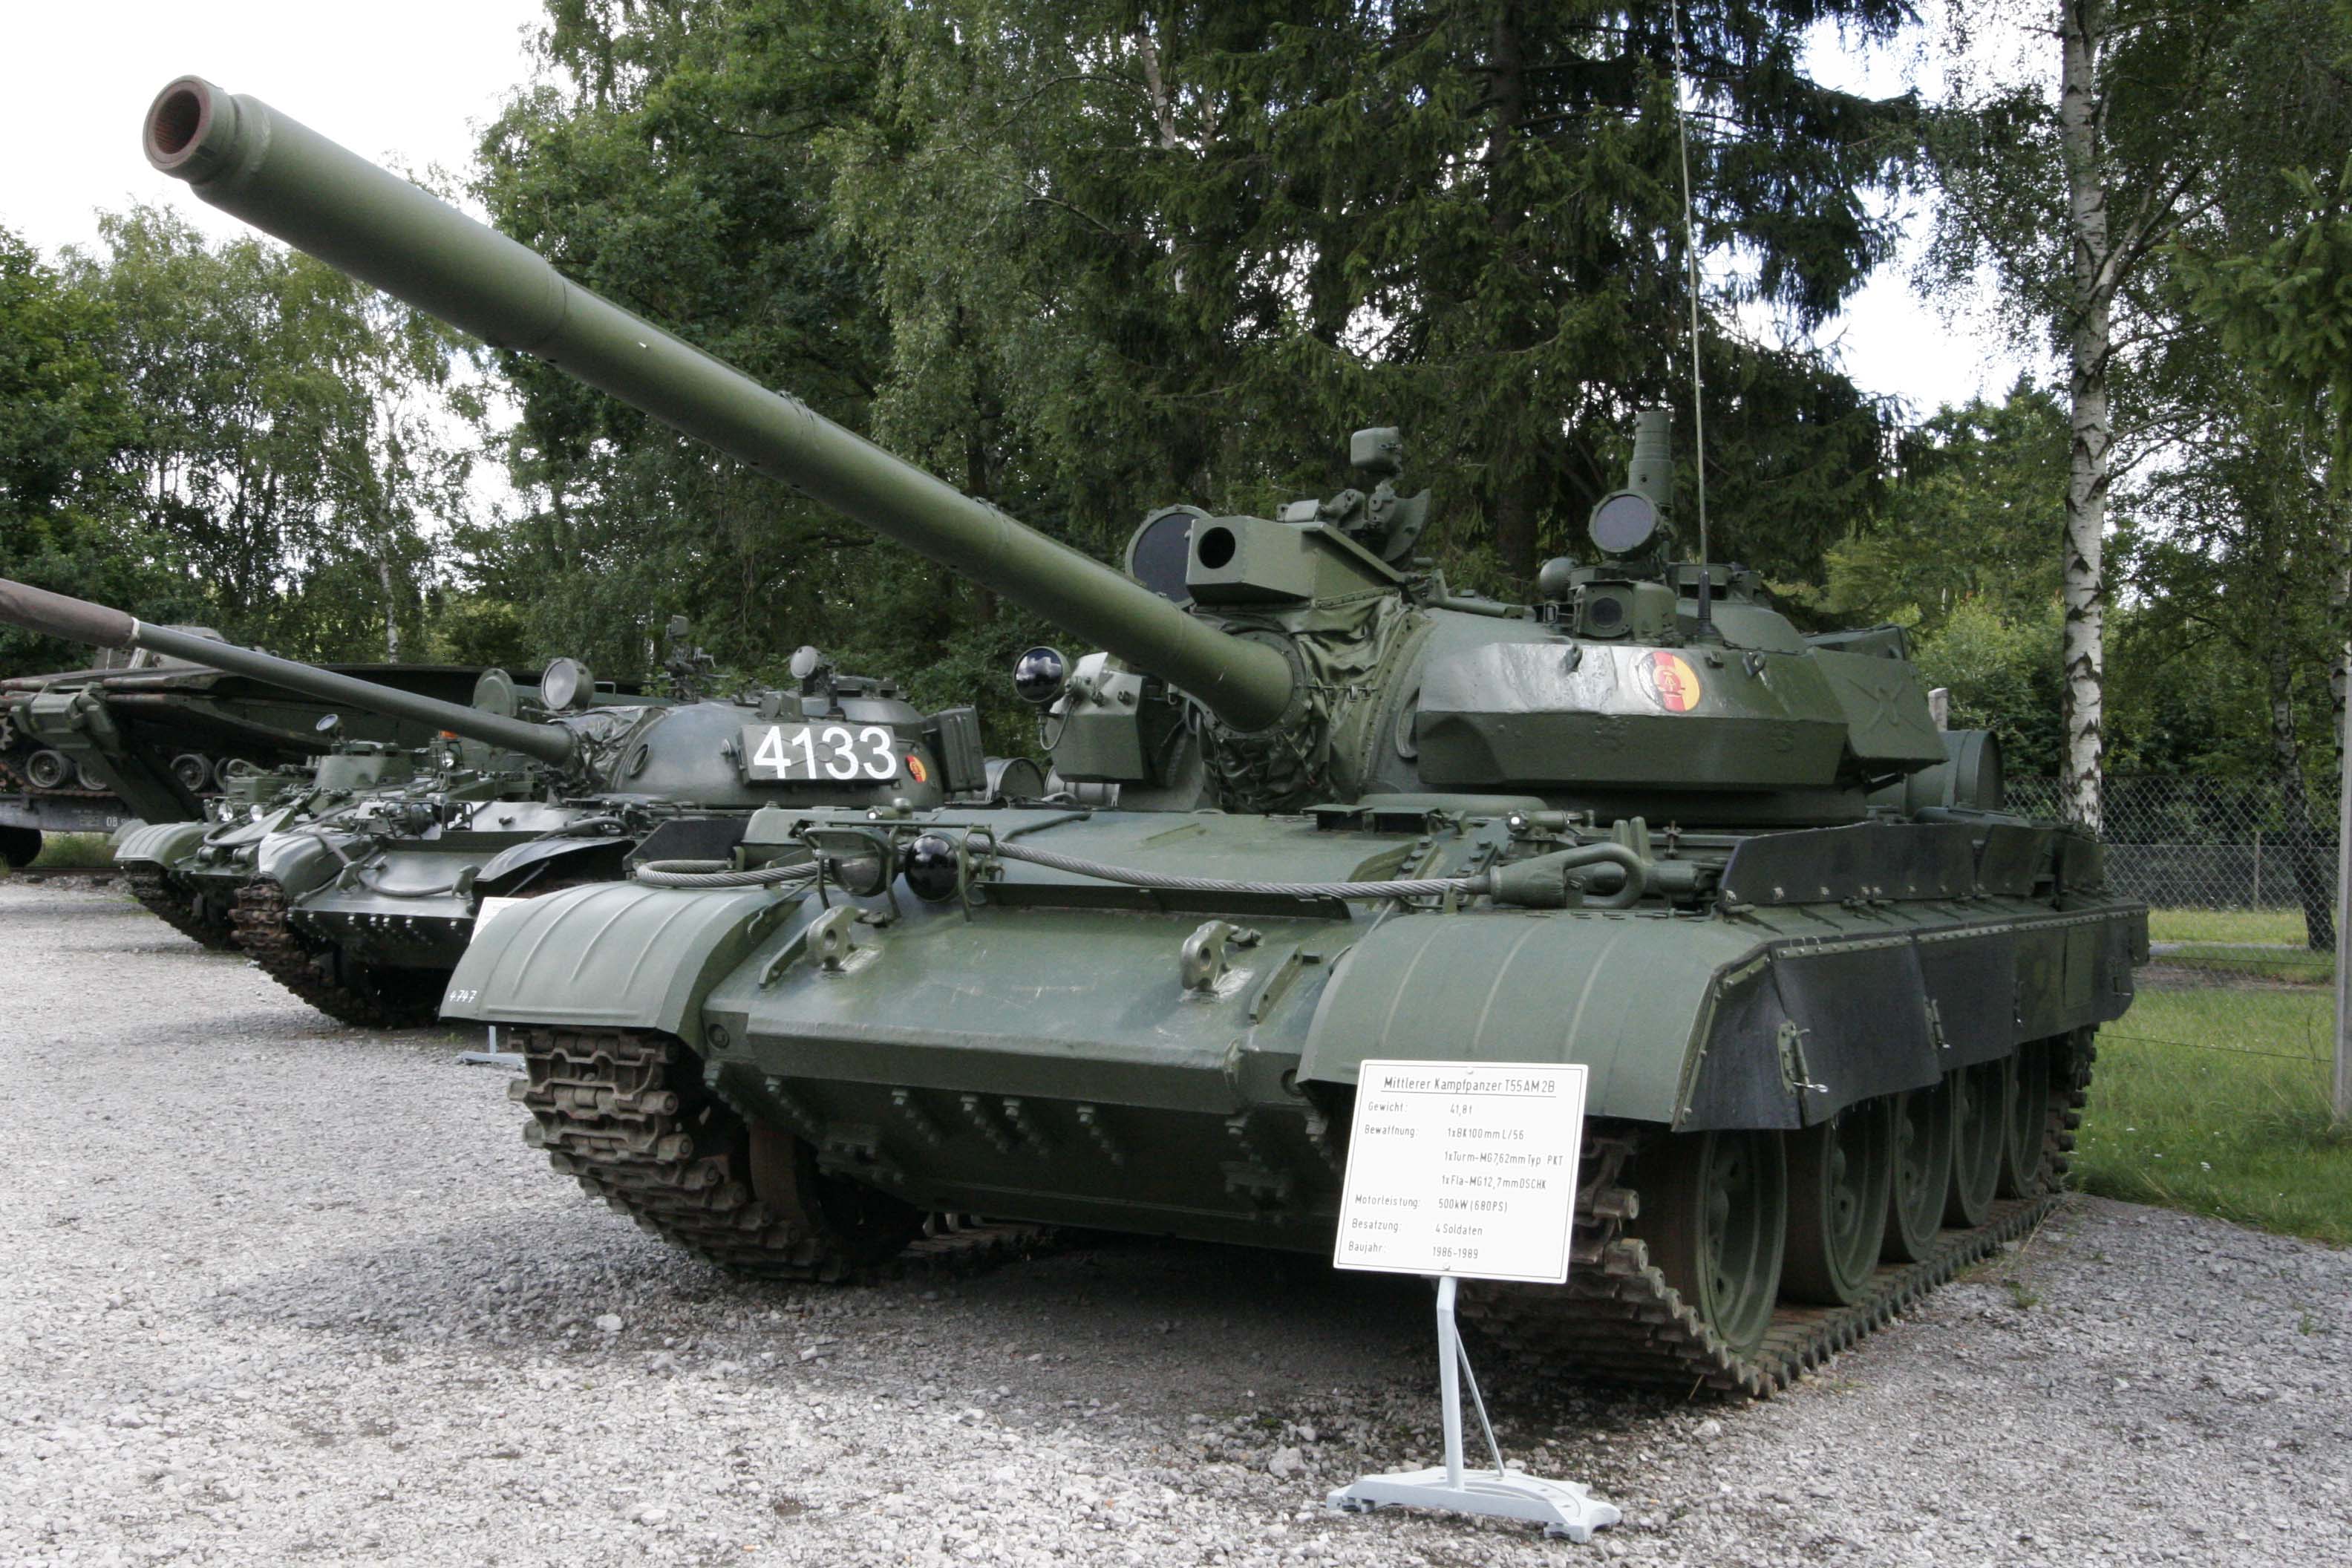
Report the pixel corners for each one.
[4,877,2349,1567]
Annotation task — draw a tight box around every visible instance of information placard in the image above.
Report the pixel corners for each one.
[1332,1060,1587,1284]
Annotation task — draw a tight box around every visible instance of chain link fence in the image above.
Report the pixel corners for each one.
[2008,774,2336,1062]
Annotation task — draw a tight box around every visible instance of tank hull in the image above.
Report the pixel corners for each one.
[447,807,2146,1250]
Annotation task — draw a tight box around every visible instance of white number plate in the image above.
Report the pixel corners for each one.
[740,722,900,783]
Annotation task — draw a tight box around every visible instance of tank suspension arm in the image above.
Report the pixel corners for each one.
[142,77,1300,736]
[0,577,575,768]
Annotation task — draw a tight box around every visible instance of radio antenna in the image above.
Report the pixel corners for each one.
[1668,0,1710,565]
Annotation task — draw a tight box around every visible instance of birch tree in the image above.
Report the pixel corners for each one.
[1930,0,2250,829]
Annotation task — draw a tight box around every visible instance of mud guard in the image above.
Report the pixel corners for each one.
[1301,913,1763,1124]
[250,826,342,899]
[474,833,627,887]
[439,880,797,1051]
[112,819,207,869]
[1301,906,2141,1131]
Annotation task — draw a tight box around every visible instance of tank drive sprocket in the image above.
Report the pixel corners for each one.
[231,879,447,1028]
[125,868,238,950]
[1461,1029,2094,1396]
[510,1028,1057,1282]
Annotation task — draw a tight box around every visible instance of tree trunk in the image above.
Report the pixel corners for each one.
[2059,0,2111,833]
[1135,23,1180,151]
[1482,4,1540,581]
[2268,644,2336,950]
[377,555,402,662]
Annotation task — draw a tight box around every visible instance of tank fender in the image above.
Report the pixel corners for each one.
[251,827,344,898]
[1301,912,1767,1124]
[440,880,798,1051]
[113,819,207,869]
[476,832,625,887]
[1304,906,2140,1132]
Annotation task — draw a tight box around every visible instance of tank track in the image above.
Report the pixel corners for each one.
[230,879,444,1028]
[1464,1032,2096,1398]
[511,1027,1056,1284]
[125,868,238,950]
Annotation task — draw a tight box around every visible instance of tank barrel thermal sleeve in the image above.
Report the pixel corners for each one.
[142,76,1299,736]
[0,578,575,768]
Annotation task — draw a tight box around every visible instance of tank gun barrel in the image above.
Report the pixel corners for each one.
[141,77,1298,734]
[0,578,577,767]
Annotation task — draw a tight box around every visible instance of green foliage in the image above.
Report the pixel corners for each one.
[1805,382,2068,771]
[467,0,901,681]
[828,0,1914,592]
[1912,595,2065,774]
[0,226,153,671]
[422,592,540,670]
[2167,0,2352,468]
[2178,160,2352,468]
[1817,383,2064,634]
[25,833,112,870]
[63,206,476,664]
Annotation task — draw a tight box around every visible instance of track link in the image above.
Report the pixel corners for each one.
[512,1027,1056,1284]
[125,868,238,950]
[230,879,444,1028]
[1464,1030,2097,1397]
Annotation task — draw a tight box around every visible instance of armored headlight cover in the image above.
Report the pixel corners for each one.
[801,826,894,898]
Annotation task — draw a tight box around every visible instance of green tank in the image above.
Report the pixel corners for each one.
[1,640,513,921]
[0,579,1015,1027]
[140,76,2146,1390]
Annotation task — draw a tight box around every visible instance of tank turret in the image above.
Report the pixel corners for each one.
[0,578,578,768]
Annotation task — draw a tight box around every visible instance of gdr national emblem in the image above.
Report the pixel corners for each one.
[1639,650,1702,712]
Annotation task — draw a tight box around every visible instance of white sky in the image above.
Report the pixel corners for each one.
[1,0,545,254]
[0,2,2042,427]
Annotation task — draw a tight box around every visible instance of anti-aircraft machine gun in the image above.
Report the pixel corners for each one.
[0,577,1013,1028]
[138,76,2145,1391]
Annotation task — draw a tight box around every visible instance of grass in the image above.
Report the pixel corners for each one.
[16,832,112,870]
[2144,904,2333,987]
[2156,944,2333,984]
[2077,987,2352,1247]
[2148,906,2311,946]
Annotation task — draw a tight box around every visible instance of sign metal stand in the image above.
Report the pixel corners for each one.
[1323,1060,1621,1544]
[1327,1274,1619,1541]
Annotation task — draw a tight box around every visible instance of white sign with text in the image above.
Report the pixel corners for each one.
[1332,1060,1588,1284]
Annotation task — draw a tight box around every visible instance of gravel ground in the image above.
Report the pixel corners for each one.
[5,878,2349,1568]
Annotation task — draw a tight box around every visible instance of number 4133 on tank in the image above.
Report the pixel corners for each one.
[739,722,899,783]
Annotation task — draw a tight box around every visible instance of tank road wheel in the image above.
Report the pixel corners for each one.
[514,1028,927,1281]
[1628,1129,1787,1355]
[1944,1062,2005,1227]
[0,826,40,868]
[1780,1098,1896,1306]
[745,1120,930,1274]
[1997,1038,2053,1199]
[1882,1080,1954,1264]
